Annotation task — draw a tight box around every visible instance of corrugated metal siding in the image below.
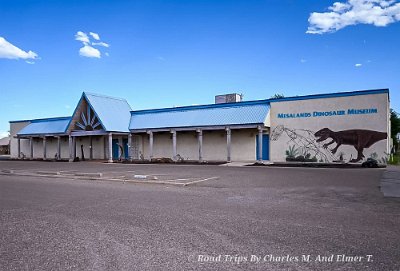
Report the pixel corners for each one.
[85,93,132,132]
[129,103,269,130]
[17,118,71,135]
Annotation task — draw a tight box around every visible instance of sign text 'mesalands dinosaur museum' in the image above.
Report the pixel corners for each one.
[277,108,378,119]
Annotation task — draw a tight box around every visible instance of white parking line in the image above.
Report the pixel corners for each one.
[0,170,220,187]
[183,176,219,186]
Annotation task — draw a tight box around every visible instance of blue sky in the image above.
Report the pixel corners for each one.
[1,0,399,137]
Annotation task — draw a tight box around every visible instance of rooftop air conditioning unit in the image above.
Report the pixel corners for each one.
[215,93,243,104]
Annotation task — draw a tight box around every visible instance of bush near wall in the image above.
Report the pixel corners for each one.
[389,153,400,165]
[0,146,10,155]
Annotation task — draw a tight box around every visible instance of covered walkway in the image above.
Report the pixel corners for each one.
[128,100,270,162]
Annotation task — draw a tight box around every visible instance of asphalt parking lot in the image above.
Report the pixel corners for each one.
[0,160,399,271]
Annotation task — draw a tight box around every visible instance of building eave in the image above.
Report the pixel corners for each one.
[130,123,267,133]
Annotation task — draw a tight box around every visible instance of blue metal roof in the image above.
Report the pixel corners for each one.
[83,92,132,132]
[17,117,71,136]
[10,116,71,123]
[129,101,269,130]
[268,88,389,103]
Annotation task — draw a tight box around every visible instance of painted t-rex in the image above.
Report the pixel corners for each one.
[314,128,387,163]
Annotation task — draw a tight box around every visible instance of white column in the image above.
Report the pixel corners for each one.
[73,137,76,159]
[89,136,93,160]
[104,136,107,160]
[30,137,33,160]
[57,136,61,160]
[258,126,263,161]
[69,135,73,162]
[128,133,132,161]
[148,131,153,160]
[108,133,113,163]
[197,129,203,162]
[17,138,21,159]
[226,128,231,162]
[171,130,177,161]
[117,136,122,160]
[43,136,47,160]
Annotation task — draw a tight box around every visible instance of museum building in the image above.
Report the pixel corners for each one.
[9,89,391,164]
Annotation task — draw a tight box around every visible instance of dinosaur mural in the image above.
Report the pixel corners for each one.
[314,128,387,162]
[271,125,337,163]
[271,125,388,163]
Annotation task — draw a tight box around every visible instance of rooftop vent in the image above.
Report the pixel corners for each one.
[215,93,243,104]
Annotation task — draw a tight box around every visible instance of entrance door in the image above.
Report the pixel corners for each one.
[123,138,129,159]
[112,139,119,160]
[256,134,269,160]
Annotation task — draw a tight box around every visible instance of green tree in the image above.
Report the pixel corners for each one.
[391,109,400,152]
[271,93,284,99]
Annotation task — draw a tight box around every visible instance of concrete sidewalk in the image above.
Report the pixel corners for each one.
[219,161,254,167]
[381,166,400,197]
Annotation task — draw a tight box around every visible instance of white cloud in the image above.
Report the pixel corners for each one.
[330,2,352,12]
[0,131,9,138]
[92,42,109,47]
[300,59,307,63]
[75,31,109,58]
[355,63,363,67]
[79,44,101,58]
[307,0,400,34]
[0,37,39,62]
[89,32,100,40]
[75,31,90,43]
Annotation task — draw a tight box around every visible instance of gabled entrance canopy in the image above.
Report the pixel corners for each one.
[13,92,133,162]
[67,92,132,134]
[65,92,133,162]
[67,94,106,135]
